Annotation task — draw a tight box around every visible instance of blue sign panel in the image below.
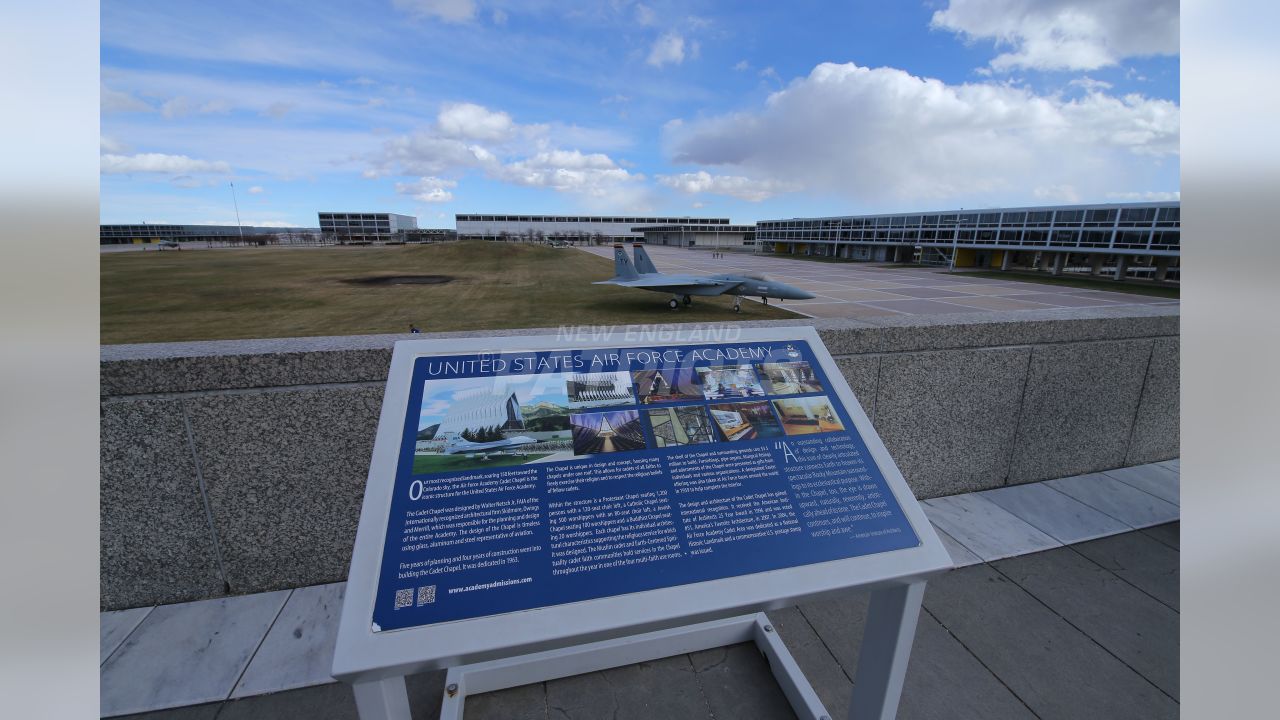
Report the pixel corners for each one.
[372,340,919,632]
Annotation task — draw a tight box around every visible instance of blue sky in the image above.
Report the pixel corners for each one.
[101,0,1180,227]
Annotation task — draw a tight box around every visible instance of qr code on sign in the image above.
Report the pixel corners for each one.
[417,585,437,606]
[394,588,414,609]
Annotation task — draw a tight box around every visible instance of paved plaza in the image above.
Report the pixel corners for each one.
[104,463,1180,720]
[579,245,1179,320]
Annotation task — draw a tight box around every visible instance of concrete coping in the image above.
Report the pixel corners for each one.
[100,304,1178,397]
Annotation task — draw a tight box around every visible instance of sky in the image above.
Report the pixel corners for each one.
[100,0,1180,228]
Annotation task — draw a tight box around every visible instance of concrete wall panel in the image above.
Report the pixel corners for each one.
[834,355,880,420]
[873,347,1031,498]
[99,311,1178,608]
[185,386,382,594]
[1126,337,1179,465]
[101,399,226,609]
[1009,340,1153,484]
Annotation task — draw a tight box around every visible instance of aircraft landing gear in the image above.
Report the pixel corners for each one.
[669,298,680,310]
[682,295,692,306]
[732,299,742,313]
[761,296,769,306]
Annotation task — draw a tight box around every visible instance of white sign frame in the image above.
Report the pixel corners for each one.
[333,326,953,719]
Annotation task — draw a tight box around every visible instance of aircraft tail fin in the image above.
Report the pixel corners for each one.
[632,243,659,275]
[612,243,639,280]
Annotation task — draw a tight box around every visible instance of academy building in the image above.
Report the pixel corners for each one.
[455,214,732,243]
[757,201,1180,281]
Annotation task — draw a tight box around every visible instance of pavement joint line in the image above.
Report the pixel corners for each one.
[683,650,718,720]
[792,604,856,686]
[1040,477,1165,530]
[1139,526,1179,552]
[1101,468,1179,505]
[1039,481,1136,528]
[1063,541,1179,615]
[917,603,1046,720]
[99,461,1178,714]
[226,588,295,703]
[101,605,155,668]
[985,551,1180,706]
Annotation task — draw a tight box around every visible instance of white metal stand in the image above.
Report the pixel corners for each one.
[350,582,929,720]
[850,581,927,720]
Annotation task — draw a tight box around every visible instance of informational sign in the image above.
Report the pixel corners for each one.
[368,337,920,634]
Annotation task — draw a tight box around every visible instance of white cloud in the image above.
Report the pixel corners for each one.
[647,32,685,67]
[492,8,507,25]
[199,99,233,114]
[635,4,656,26]
[169,175,203,188]
[759,67,781,84]
[1106,190,1180,201]
[100,135,128,154]
[496,150,636,196]
[1069,76,1113,92]
[392,0,476,23]
[369,132,493,177]
[664,62,1178,203]
[369,102,643,203]
[102,84,152,113]
[248,185,264,194]
[395,176,457,203]
[161,96,193,118]
[101,153,232,175]
[657,171,798,202]
[733,60,750,72]
[931,0,1179,72]
[437,102,515,141]
[263,102,294,118]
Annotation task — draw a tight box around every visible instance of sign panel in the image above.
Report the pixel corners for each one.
[369,337,920,633]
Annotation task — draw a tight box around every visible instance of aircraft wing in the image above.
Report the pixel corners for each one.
[593,274,724,288]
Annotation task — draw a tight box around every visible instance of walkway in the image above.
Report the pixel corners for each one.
[102,461,1179,719]
[579,245,1178,321]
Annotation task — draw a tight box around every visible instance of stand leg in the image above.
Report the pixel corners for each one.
[353,675,412,720]
[849,581,926,720]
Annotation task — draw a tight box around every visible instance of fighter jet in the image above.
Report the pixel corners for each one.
[443,434,538,459]
[594,243,815,311]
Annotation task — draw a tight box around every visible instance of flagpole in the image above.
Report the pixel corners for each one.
[230,181,245,243]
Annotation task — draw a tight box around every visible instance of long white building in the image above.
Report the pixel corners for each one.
[757,201,1180,281]
[455,214,731,242]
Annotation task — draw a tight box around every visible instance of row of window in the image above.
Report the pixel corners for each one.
[318,214,401,220]
[457,215,730,225]
[760,207,1178,231]
[758,229,1180,248]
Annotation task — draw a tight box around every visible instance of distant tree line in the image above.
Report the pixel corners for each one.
[460,425,506,442]
[493,230,609,246]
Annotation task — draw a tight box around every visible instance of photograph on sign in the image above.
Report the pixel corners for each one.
[372,340,921,634]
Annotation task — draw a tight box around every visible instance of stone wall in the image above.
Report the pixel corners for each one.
[101,306,1178,609]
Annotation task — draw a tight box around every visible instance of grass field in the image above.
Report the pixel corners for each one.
[959,270,1180,298]
[100,242,801,344]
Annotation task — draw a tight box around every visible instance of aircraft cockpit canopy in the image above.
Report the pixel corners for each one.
[740,271,771,281]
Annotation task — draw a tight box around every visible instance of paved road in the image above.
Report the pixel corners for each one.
[580,245,1179,320]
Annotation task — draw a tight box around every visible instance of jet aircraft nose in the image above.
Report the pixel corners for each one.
[773,282,815,300]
